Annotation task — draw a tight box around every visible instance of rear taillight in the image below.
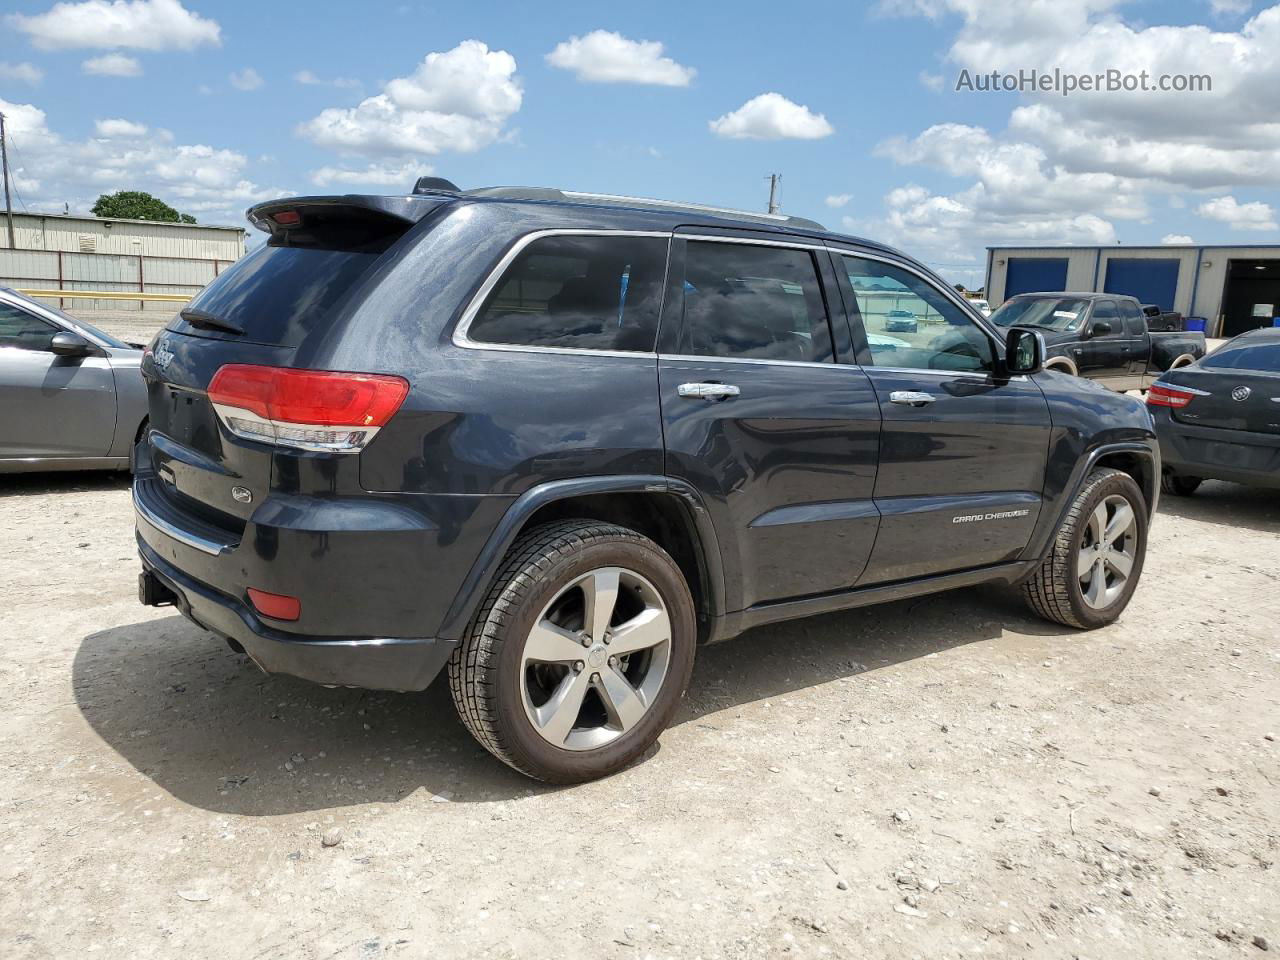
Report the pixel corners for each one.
[1147,381,1209,409]
[208,364,409,453]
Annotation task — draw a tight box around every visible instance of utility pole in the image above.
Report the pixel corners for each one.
[766,173,781,215]
[0,112,15,250]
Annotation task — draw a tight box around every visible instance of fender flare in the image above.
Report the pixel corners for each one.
[437,475,726,641]
[1044,356,1079,377]
[1167,353,1196,370]
[1020,441,1159,571]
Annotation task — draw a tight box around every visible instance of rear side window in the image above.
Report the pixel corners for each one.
[1121,301,1147,335]
[467,234,668,352]
[1202,337,1280,372]
[678,241,834,363]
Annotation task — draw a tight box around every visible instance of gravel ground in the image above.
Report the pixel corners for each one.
[1,474,1277,960]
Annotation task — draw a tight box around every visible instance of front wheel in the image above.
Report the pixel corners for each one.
[448,520,696,783]
[1022,468,1148,629]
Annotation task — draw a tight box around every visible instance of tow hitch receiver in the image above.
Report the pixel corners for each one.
[139,570,177,607]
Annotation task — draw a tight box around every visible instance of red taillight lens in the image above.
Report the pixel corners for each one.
[273,210,301,225]
[247,587,300,621]
[1147,382,1198,408]
[208,365,408,453]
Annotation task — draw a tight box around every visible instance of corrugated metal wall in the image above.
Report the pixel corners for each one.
[0,212,245,311]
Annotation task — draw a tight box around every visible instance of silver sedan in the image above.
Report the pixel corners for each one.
[0,287,148,473]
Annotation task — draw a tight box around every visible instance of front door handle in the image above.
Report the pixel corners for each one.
[889,390,936,407]
[678,382,740,401]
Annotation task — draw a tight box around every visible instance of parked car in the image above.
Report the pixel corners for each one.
[0,286,147,473]
[134,182,1158,783]
[970,298,992,317]
[1148,327,1280,495]
[990,292,1205,391]
[884,308,919,333]
[1141,303,1183,332]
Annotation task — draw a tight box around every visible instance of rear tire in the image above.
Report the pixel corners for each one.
[1022,468,1148,629]
[448,520,696,783]
[1161,473,1202,497]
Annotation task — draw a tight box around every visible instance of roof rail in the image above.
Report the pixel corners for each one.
[460,185,826,231]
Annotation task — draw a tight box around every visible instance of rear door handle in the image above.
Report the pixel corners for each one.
[889,390,936,407]
[678,382,740,401]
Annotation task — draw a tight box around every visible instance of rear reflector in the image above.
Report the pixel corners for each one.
[1147,381,1208,409]
[247,587,301,621]
[208,364,408,453]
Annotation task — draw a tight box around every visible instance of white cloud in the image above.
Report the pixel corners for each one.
[709,93,833,140]
[1210,0,1252,14]
[8,0,220,51]
[0,95,283,224]
[295,69,359,89]
[310,160,428,188]
[95,117,148,137]
[918,70,944,91]
[546,30,695,86]
[1197,195,1278,230]
[229,67,263,91]
[298,40,522,156]
[825,193,853,208]
[82,53,142,76]
[1161,233,1194,243]
[0,61,43,85]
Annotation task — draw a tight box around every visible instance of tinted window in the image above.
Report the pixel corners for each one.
[1092,300,1119,333]
[679,241,833,363]
[842,256,994,372]
[174,244,385,346]
[0,302,56,350]
[1202,336,1280,373]
[990,296,1089,331]
[1121,301,1147,336]
[469,235,667,352]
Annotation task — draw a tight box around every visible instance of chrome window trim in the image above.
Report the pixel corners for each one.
[678,232,828,252]
[828,245,1007,375]
[658,353,839,370]
[452,229,672,357]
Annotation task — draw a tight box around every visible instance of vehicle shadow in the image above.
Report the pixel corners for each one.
[0,471,130,500]
[1155,479,1280,533]
[73,583,1071,815]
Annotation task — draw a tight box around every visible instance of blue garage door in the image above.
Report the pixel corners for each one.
[1103,259,1180,312]
[1005,258,1070,298]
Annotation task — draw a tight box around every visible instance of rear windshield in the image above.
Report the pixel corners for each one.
[1201,336,1280,373]
[172,243,384,346]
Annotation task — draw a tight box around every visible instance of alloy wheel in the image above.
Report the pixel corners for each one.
[1078,494,1137,610]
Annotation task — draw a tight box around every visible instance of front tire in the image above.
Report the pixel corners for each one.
[1161,472,1202,497]
[448,520,696,783]
[1022,468,1148,629]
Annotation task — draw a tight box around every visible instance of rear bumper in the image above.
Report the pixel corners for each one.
[139,537,456,691]
[1154,410,1280,489]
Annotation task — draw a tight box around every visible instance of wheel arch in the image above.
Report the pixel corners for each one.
[1166,353,1196,370]
[438,476,725,643]
[1044,356,1079,376]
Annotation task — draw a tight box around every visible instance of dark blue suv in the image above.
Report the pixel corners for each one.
[135,181,1159,782]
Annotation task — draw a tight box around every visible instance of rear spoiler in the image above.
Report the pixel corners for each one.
[245,194,449,238]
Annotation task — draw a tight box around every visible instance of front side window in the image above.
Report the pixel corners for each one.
[678,241,834,363]
[1092,300,1120,335]
[467,234,668,352]
[0,302,57,351]
[842,256,994,372]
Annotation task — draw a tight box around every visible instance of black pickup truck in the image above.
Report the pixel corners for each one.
[991,293,1205,391]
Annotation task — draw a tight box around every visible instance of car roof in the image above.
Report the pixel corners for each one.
[1009,292,1135,301]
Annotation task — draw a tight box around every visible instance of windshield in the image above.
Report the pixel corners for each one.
[990,297,1090,331]
[3,289,133,349]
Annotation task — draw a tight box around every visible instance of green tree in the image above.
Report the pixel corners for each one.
[91,190,197,224]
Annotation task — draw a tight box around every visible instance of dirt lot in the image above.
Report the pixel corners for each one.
[1,474,1277,959]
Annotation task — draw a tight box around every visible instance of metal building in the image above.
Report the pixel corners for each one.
[985,244,1280,338]
[0,211,246,311]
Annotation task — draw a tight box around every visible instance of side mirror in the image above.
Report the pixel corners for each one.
[1005,327,1043,375]
[49,331,94,357]
[1090,321,1113,337]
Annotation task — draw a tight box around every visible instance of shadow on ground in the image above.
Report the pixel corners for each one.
[1154,479,1279,533]
[0,471,130,499]
[74,582,1070,815]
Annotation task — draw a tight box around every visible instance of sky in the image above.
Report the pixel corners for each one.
[1,0,1279,286]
